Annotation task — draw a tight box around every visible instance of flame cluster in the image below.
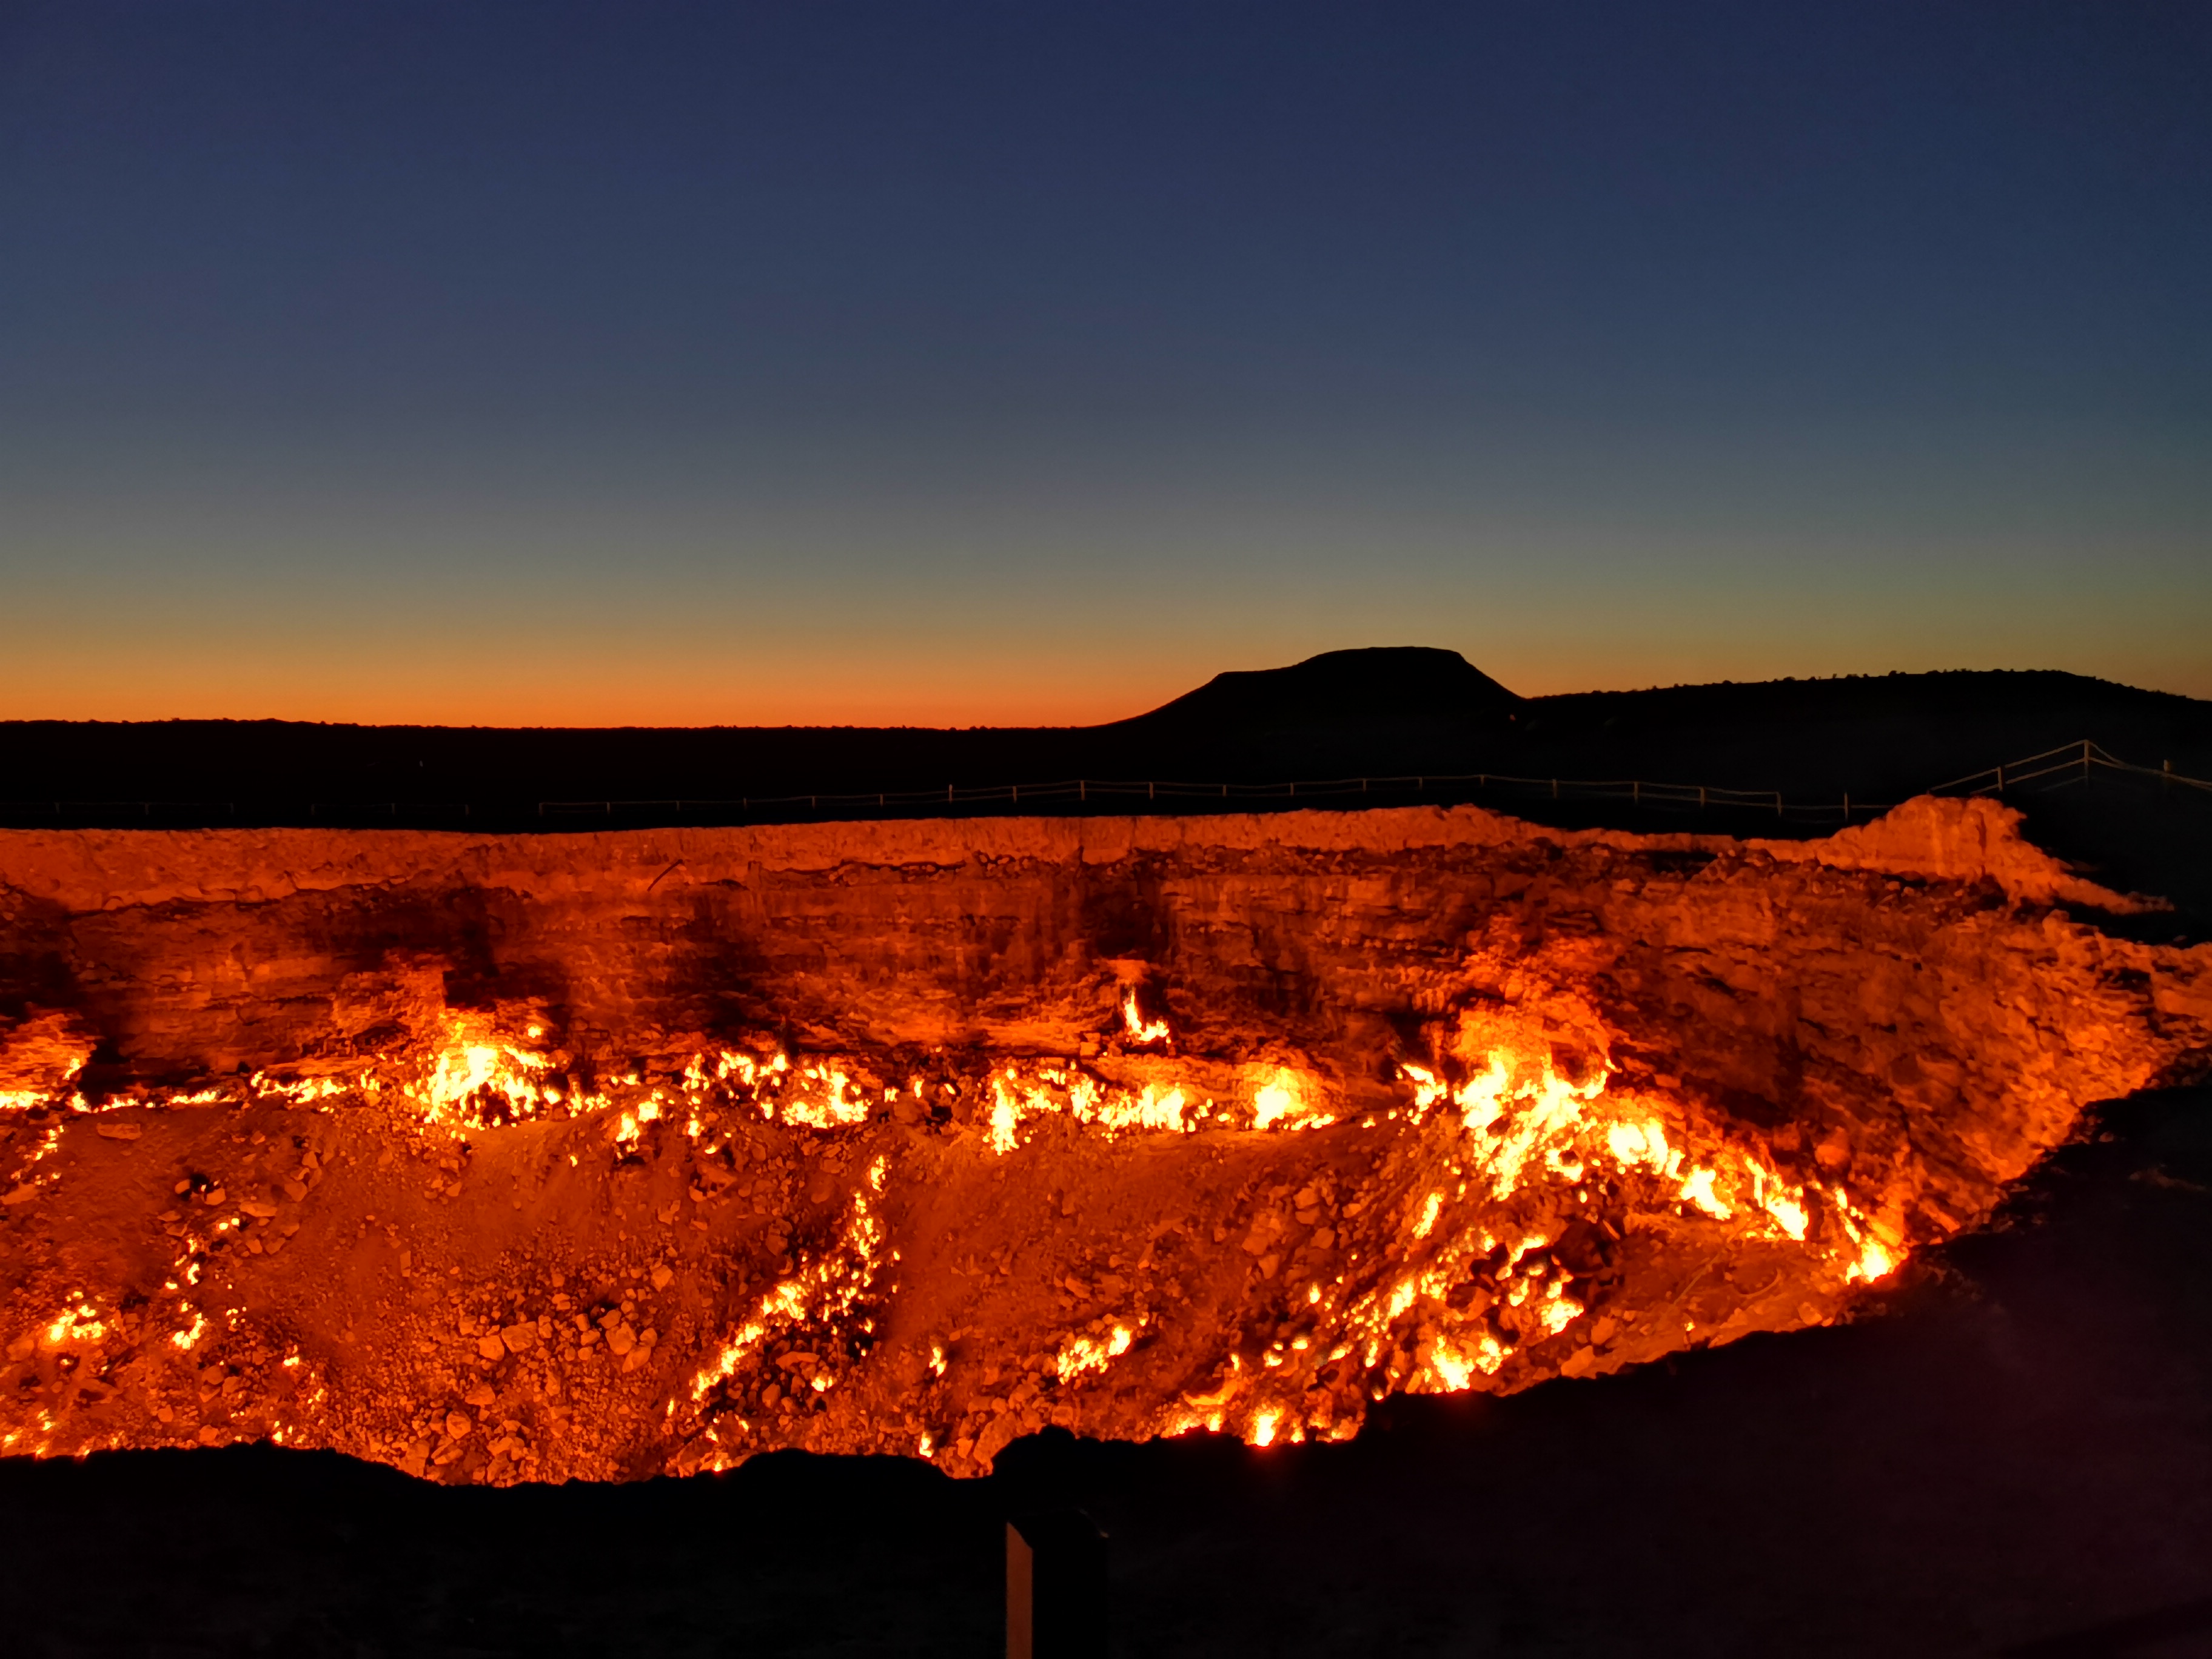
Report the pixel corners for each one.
[3,984,1925,1479]
[1174,1038,1909,1453]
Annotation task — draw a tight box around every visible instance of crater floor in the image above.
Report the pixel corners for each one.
[0,799,2204,1484]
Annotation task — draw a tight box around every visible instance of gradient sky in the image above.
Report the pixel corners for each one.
[4,2,2208,725]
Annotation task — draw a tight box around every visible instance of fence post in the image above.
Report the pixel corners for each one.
[1550,779,1558,799]
[1996,765,2005,796]
[1632,780,1639,807]
[1775,793,1783,819]
[2082,739,2091,784]
[1007,1510,1108,1659]
[1842,793,1850,821]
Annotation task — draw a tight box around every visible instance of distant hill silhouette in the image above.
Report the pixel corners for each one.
[1118,645,1522,731]
[1091,646,1520,780]
[1523,669,2212,800]
[1,648,2203,825]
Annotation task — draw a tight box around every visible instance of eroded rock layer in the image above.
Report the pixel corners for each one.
[1,800,2206,1484]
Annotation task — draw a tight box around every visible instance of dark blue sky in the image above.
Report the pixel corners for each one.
[4,2,2207,722]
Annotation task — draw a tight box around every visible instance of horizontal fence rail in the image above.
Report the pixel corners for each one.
[531,737,2210,823]
[1,739,2205,831]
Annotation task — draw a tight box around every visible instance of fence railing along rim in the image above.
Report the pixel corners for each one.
[1,738,2204,825]
[534,770,1809,817]
[1927,739,2212,799]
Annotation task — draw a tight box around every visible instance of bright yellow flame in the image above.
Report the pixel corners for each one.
[1251,1068,1334,1131]
[1121,989,1171,1047]
[1849,1239,1899,1282]
[781,1065,870,1131]
[1054,1323,1137,1383]
[1678,1167,1731,1219]
[1411,1191,1444,1239]
[987,1077,1023,1156]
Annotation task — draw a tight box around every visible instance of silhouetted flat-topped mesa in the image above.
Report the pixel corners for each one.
[1112,646,1523,735]
[1082,646,1523,783]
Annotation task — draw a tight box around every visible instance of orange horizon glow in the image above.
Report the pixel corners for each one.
[3,626,2208,729]
[7,659,2210,729]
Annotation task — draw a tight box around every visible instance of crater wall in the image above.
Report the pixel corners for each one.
[1,799,2204,1482]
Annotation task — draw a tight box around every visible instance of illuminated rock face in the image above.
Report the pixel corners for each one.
[0,800,2205,1483]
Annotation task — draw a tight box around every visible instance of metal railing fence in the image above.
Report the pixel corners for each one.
[0,737,2204,831]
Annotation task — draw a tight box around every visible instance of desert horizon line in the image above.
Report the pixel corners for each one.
[4,650,2205,733]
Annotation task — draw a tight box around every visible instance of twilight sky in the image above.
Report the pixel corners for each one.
[3,2,2208,725]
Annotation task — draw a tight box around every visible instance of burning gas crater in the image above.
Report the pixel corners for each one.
[0,799,2205,1484]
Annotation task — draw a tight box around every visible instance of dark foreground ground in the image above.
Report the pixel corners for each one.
[2,1081,2208,1658]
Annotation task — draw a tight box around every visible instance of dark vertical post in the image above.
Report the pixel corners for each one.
[1007,1526,1033,1659]
[1007,1510,1108,1659]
